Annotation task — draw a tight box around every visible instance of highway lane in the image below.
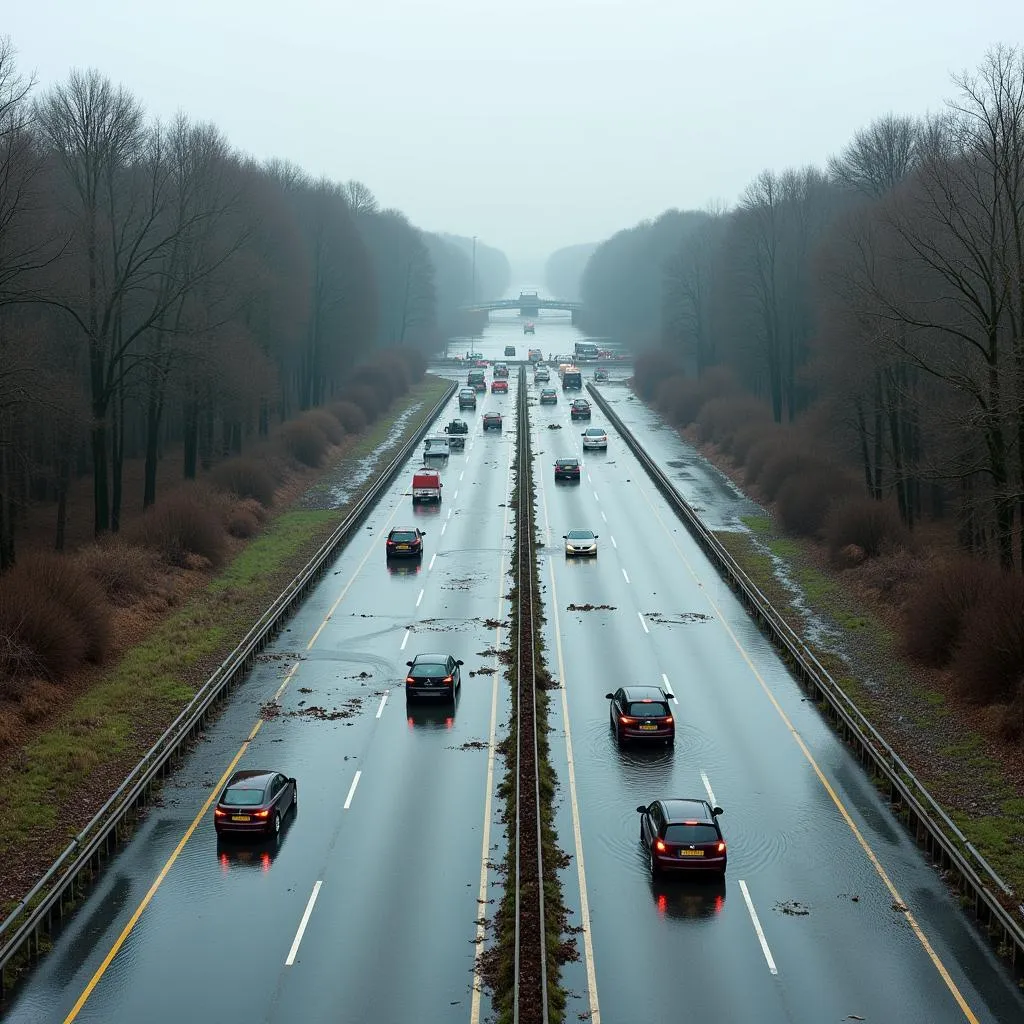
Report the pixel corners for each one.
[2,377,516,1024]
[530,376,1024,1024]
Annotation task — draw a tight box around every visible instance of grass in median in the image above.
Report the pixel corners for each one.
[0,377,452,909]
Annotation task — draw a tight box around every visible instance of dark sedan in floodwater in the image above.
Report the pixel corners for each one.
[214,770,297,838]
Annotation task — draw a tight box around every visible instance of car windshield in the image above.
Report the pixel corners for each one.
[586,429,604,436]
[664,824,719,844]
[627,701,669,717]
[557,460,578,468]
[391,531,417,542]
[412,662,448,678]
[222,786,265,807]
[567,530,593,540]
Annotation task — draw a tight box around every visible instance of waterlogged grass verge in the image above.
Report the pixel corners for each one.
[0,378,452,915]
[715,516,1024,900]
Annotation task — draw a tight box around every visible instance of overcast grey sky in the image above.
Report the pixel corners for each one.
[6,1,1023,272]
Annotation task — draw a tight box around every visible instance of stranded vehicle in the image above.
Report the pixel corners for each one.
[570,399,591,420]
[483,411,503,431]
[405,652,464,702]
[423,437,450,460]
[491,379,508,394]
[493,362,509,379]
[459,388,477,410]
[523,321,535,334]
[385,527,426,559]
[606,685,675,745]
[554,458,581,481]
[637,798,727,877]
[594,368,609,382]
[528,348,543,363]
[411,468,443,504]
[444,419,468,449]
[539,388,558,404]
[214,770,297,838]
[561,366,583,391]
[468,369,487,393]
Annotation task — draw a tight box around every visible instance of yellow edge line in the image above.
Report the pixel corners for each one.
[63,720,264,1023]
[631,478,980,1023]
[470,427,516,1024]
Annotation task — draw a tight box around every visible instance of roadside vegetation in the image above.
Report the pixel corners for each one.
[0,367,451,911]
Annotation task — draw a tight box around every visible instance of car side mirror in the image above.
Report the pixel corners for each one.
[419,530,426,536]
[456,659,464,665]
[289,777,297,785]
[713,806,724,816]
[664,692,674,701]
[562,534,568,539]
[604,692,615,700]
[636,805,647,814]
[594,535,599,538]
[581,432,586,436]
[406,660,414,667]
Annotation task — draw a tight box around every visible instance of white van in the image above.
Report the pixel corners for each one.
[423,437,451,459]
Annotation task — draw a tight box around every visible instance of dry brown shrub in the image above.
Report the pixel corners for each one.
[774,470,855,538]
[227,508,260,539]
[0,576,88,679]
[900,557,1001,666]
[77,540,158,607]
[340,383,381,422]
[743,434,788,483]
[0,712,20,751]
[19,678,62,723]
[12,551,112,663]
[129,485,228,568]
[351,364,396,405]
[654,375,703,427]
[824,497,908,562]
[950,574,1024,704]
[695,395,772,444]
[281,418,329,467]
[634,350,684,401]
[303,409,344,445]
[329,400,367,434]
[374,349,415,392]
[853,546,925,602]
[209,457,277,507]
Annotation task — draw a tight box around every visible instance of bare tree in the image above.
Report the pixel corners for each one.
[828,114,922,198]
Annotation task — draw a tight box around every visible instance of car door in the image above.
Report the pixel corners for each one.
[613,688,626,725]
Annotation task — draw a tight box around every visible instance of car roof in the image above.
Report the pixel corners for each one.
[390,526,420,533]
[585,427,605,433]
[556,457,579,464]
[621,685,668,701]
[226,769,277,787]
[661,798,715,823]
[411,652,451,663]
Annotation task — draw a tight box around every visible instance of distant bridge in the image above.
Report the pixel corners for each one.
[462,291,583,322]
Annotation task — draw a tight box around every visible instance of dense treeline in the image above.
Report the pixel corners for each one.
[0,43,501,563]
[543,242,597,301]
[580,45,1024,572]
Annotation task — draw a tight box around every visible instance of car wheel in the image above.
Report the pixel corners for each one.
[649,849,661,878]
[271,811,281,836]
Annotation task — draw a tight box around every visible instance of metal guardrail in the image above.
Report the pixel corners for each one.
[587,382,1024,969]
[0,378,458,998]
[513,366,549,1024]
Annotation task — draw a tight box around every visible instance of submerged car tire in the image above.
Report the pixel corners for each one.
[272,811,281,836]
[649,848,661,878]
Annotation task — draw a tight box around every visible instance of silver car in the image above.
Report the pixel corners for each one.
[581,427,608,450]
[563,529,598,556]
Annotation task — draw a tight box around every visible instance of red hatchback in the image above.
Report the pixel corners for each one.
[214,769,297,838]
[606,685,675,745]
[638,798,727,877]
[491,379,508,393]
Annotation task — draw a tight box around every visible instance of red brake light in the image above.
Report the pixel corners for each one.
[655,839,667,852]
[214,808,226,818]
[406,676,415,684]
[254,809,270,818]
[443,675,453,684]
[665,716,673,724]
[683,820,699,825]
[619,715,634,724]
[641,699,652,703]
[716,841,726,853]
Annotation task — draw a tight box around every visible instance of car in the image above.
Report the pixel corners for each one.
[445,418,469,434]
[423,437,450,459]
[474,359,489,368]
[405,652,464,701]
[483,411,503,431]
[636,798,726,877]
[494,363,509,379]
[534,368,550,383]
[606,684,675,745]
[468,352,483,360]
[411,468,443,504]
[581,427,608,450]
[459,388,477,410]
[528,348,543,363]
[554,458,581,481]
[539,388,558,404]
[505,345,516,357]
[570,399,591,421]
[468,370,486,393]
[563,529,598,556]
[386,527,425,558]
[214,769,297,837]
[524,321,535,334]
[594,368,609,382]
[491,379,509,394]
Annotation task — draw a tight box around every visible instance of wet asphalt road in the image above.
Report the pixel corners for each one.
[531,374,1024,1024]
[3,370,519,1024]
[6,310,1024,1024]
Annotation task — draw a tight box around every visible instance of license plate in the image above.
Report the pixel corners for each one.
[231,815,251,822]
[640,724,657,731]
[679,849,704,857]
[397,545,409,550]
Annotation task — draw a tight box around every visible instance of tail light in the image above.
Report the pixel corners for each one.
[254,809,270,819]
[655,839,667,853]
[406,676,415,684]
[214,808,226,818]
[443,675,453,684]
[716,841,726,854]
[664,716,674,724]
[619,715,635,724]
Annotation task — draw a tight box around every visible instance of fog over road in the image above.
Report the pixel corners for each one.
[4,310,1023,1023]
